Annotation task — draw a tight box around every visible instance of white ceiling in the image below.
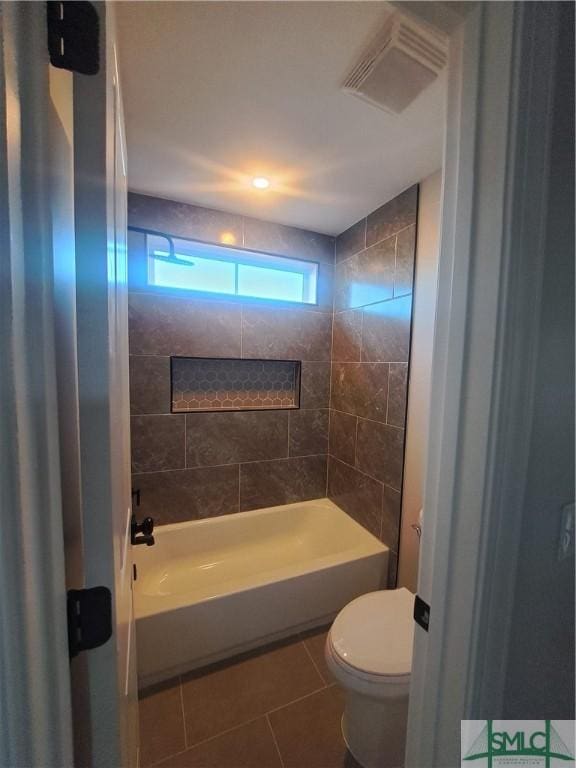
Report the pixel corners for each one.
[116,1,445,236]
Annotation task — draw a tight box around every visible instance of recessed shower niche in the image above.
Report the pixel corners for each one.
[170,357,301,413]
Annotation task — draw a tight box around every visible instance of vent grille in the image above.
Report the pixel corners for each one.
[342,13,447,115]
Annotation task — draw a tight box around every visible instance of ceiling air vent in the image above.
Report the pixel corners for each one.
[342,13,447,115]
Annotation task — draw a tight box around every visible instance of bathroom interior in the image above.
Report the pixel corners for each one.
[117,3,445,766]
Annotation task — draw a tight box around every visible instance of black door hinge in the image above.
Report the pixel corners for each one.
[47,1,99,75]
[414,594,431,632]
[67,586,112,658]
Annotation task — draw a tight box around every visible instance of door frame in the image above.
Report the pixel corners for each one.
[404,2,567,766]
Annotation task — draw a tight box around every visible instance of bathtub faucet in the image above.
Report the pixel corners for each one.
[131,514,155,546]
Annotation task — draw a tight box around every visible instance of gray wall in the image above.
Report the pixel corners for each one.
[503,3,575,718]
[128,193,334,524]
[327,186,418,586]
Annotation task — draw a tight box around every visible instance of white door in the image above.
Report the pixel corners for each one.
[0,4,75,764]
[73,4,138,767]
[1,2,136,766]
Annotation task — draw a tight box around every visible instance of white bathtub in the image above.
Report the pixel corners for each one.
[133,498,388,687]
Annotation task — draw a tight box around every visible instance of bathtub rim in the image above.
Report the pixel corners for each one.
[134,497,388,618]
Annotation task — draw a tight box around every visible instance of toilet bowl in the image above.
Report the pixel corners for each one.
[325,588,415,768]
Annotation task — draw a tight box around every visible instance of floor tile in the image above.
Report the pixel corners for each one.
[153,718,282,768]
[301,626,334,685]
[269,686,360,768]
[139,678,186,767]
[181,637,325,746]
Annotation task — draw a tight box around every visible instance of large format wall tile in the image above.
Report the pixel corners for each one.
[335,218,365,263]
[243,217,335,264]
[331,362,389,422]
[366,185,418,247]
[128,192,243,245]
[129,355,171,414]
[394,224,417,296]
[128,194,337,526]
[328,410,357,466]
[327,457,382,539]
[332,310,362,363]
[387,549,399,588]
[361,295,412,363]
[239,455,327,512]
[131,415,185,473]
[299,362,331,409]
[381,485,401,551]
[355,419,404,490]
[315,263,335,312]
[288,409,329,457]
[132,465,239,524]
[328,187,418,563]
[334,238,395,310]
[387,363,408,427]
[242,307,332,361]
[186,411,289,468]
[129,293,241,358]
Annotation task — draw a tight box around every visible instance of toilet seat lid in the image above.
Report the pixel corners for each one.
[330,588,415,678]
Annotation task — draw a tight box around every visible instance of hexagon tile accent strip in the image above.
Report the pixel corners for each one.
[171,357,301,412]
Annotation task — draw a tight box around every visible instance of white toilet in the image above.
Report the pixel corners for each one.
[325,588,415,768]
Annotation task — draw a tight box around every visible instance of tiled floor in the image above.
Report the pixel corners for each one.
[138,626,361,768]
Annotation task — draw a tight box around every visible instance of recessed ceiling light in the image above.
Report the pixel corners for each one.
[220,231,237,245]
[252,176,270,190]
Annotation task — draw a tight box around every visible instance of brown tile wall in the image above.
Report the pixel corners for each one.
[128,193,334,524]
[328,185,418,586]
[128,187,418,573]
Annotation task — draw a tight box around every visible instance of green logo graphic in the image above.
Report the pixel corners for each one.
[463,721,574,767]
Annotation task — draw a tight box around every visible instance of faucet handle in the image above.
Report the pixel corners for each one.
[131,513,155,546]
[140,517,154,536]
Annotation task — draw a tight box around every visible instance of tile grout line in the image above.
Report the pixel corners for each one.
[178,675,188,750]
[265,682,337,719]
[300,637,328,689]
[147,716,266,767]
[324,406,406,431]
[321,360,408,365]
[132,453,330,476]
[240,304,243,358]
[130,354,335,364]
[379,481,385,542]
[327,265,337,495]
[385,362,391,426]
[265,714,285,768]
[237,463,241,513]
[393,233,398,298]
[183,414,187,469]
[331,453,401,495]
[146,682,335,767]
